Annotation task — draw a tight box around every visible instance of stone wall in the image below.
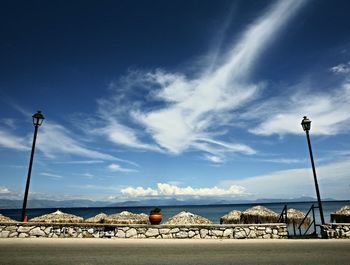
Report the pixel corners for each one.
[321,224,350,239]
[0,222,288,239]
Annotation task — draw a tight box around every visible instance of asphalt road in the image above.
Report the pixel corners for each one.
[0,238,349,265]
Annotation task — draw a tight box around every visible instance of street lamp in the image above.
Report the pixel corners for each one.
[21,111,45,222]
[301,116,325,225]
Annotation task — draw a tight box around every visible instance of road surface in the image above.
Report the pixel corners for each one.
[0,238,349,265]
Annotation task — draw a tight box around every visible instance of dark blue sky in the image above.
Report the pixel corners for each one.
[0,0,350,201]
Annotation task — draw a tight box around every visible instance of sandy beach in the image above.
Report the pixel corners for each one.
[1,238,349,265]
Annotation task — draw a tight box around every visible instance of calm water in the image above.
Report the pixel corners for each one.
[1,201,348,226]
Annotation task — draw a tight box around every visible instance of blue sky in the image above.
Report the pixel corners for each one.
[0,0,350,202]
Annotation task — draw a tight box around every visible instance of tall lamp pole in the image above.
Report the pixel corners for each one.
[21,111,45,222]
[301,116,325,225]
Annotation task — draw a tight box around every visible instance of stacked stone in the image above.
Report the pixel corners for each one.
[0,223,288,239]
[321,224,350,239]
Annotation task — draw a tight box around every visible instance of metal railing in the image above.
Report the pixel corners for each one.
[278,205,288,223]
[298,204,319,237]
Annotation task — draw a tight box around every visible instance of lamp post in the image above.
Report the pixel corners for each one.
[21,111,45,222]
[301,116,325,225]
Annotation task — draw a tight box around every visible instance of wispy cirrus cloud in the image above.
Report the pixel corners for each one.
[247,80,350,136]
[96,0,305,161]
[40,172,64,179]
[108,163,138,173]
[219,159,350,200]
[0,129,29,151]
[36,122,137,166]
[121,182,247,198]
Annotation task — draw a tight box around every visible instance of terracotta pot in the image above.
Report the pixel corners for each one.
[149,213,162,225]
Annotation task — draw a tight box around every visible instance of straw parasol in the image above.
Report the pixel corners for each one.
[29,210,83,223]
[106,211,150,224]
[220,210,242,224]
[85,213,108,223]
[286,208,310,227]
[241,205,279,224]
[0,214,16,223]
[165,211,213,225]
[331,205,350,223]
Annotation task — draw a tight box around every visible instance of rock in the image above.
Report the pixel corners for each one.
[223,229,233,238]
[212,230,223,237]
[249,230,256,238]
[188,231,196,238]
[169,228,180,234]
[176,231,188,238]
[235,231,246,239]
[266,227,272,234]
[116,230,125,238]
[18,226,34,233]
[44,227,52,235]
[87,228,94,234]
[126,228,137,238]
[159,228,170,234]
[9,232,18,237]
[200,229,208,238]
[145,228,159,237]
[18,233,28,238]
[29,227,45,237]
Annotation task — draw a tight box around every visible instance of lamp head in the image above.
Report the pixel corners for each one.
[301,116,311,132]
[32,111,45,126]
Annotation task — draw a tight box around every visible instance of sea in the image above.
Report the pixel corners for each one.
[1,200,348,235]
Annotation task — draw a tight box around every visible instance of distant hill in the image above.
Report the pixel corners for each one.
[0,196,341,209]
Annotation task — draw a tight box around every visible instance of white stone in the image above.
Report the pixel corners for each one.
[145,228,159,237]
[176,231,188,238]
[212,230,223,237]
[18,233,28,238]
[188,231,196,238]
[44,227,52,235]
[249,230,256,238]
[9,232,18,237]
[159,228,170,234]
[116,230,125,238]
[169,228,180,233]
[162,234,172,239]
[126,228,137,238]
[223,229,233,238]
[193,234,201,239]
[200,229,208,238]
[18,226,34,233]
[273,229,278,235]
[263,234,271,239]
[29,227,45,237]
[0,231,10,238]
[235,231,246,239]
[266,227,272,234]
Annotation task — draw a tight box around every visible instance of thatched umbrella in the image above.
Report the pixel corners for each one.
[106,211,150,224]
[220,210,242,224]
[165,211,213,225]
[286,208,310,226]
[331,205,350,223]
[0,214,16,223]
[29,210,83,223]
[85,213,108,223]
[241,206,279,224]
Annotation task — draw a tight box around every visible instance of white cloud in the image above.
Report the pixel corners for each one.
[0,186,10,194]
[0,129,29,151]
[54,160,105,164]
[36,122,136,166]
[40,172,63,179]
[121,182,247,197]
[219,159,350,200]
[248,81,350,136]
[95,0,304,160]
[108,163,138,173]
[330,62,350,74]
